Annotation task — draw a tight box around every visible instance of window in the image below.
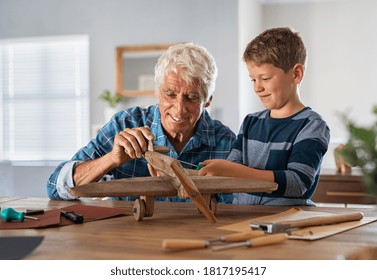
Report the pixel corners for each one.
[0,35,90,161]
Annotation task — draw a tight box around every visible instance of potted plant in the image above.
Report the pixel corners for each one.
[100,90,123,121]
[100,89,122,108]
[336,105,377,197]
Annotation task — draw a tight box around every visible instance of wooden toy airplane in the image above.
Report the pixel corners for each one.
[69,147,278,223]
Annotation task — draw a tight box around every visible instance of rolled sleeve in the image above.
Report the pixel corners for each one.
[56,161,82,200]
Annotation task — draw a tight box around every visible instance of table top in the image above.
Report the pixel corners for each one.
[1,196,377,260]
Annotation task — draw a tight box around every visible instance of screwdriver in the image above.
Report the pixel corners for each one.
[176,160,204,170]
[0,208,39,222]
[162,231,264,250]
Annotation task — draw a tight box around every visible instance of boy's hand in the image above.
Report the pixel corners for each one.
[198,159,275,182]
[198,159,239,177]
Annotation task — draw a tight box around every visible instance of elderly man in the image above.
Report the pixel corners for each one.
[47,43,236,202]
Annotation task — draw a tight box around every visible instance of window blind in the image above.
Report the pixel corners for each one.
[0,35,90,161]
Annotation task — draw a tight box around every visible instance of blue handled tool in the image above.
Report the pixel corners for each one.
[0,208,39,222]
[177,160,204,170]
[196,163,204,170]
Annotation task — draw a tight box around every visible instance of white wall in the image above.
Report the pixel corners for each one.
[238,0,265,126]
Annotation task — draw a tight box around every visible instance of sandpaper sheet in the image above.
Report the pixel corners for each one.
[0,204,127,230]
[218,207,377,240]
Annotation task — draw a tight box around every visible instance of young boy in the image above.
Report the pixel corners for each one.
[198,27,330,205]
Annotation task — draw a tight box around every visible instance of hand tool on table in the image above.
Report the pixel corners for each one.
[212,233,288,251]
[0,208,39,222]
[162,231,264,250]
[25,209,45,215]
[61,211,84,224]
[250,211,364,234]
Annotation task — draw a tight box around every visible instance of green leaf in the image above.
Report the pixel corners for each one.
[100,90,122,108]
[340,105,377,197]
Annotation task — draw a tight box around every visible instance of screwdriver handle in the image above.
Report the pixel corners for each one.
[250,233,288,247]
[221,231,264,242]
[1,208,25,221]
[0,208,38,222]
[162,239,208,250]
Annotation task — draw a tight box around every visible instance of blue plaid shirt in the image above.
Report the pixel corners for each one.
[47,104,236,202]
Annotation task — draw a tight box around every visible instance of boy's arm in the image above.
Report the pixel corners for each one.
[198,159,274,182]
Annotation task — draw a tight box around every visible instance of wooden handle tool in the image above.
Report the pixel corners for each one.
[251,211,364,233]
[284,211,364,228]
[162,239,209,250]
[211,233,288,252]
[162,231,264,250]
[208,230,264,243]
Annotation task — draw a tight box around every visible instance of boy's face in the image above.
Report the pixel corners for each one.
[246,61,303,117]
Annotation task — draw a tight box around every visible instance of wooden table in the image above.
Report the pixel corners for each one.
[1,196,377,260]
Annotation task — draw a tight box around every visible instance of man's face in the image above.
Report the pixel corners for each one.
[157,70,208,139]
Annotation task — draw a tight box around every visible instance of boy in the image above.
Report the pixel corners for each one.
[198,27,330,205]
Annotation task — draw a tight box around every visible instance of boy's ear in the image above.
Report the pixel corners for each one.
[292,64,304,83]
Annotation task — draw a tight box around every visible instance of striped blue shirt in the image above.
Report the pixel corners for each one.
[47,104,236,202]
[228,107,330,206]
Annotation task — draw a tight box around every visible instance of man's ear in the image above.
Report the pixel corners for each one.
[204,96,213,108]
[292,64,304,83]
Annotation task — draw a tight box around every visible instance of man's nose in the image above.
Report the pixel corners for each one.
[174,95,188,113]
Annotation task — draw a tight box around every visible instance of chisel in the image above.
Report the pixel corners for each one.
[162,231,264,250]
[211,233,288,251]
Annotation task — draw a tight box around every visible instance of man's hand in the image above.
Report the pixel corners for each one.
[111,126,154,166]
[73,126,155,186]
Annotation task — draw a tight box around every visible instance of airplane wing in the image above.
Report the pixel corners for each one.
[191,176,277,194]
[69,176,178,198]
[69,175,277,198]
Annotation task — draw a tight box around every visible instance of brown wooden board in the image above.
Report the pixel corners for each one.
[69,176,277,198]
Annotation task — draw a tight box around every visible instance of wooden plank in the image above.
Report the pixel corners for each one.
[69,177,178,197]
[69,176,277,198]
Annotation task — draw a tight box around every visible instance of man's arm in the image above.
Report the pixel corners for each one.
[47,126,154,200]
